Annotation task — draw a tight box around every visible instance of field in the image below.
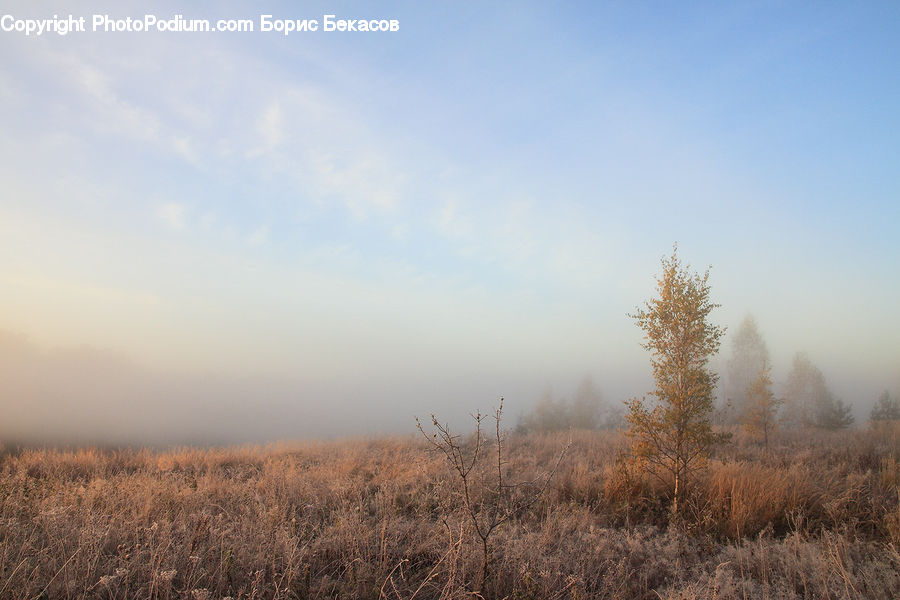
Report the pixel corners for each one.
[1,426,899,600]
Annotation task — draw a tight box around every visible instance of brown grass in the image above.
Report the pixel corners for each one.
[1,427,898,599]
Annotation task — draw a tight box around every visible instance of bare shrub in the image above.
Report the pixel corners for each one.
[416,399,567,595]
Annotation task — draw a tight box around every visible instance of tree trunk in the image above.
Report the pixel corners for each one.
[479,537,489,593]
[673,469,680,515]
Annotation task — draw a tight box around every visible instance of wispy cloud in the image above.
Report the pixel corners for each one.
[248,101,285,157]
[157,203,188,231]
[241,86,409,219]
[437,198,473,240]
[52,50,198,164]
[247,224,270,247]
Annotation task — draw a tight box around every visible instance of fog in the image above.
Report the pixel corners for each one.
[1,318,896,448]
[0,328,629,446]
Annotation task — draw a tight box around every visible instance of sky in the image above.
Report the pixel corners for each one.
[1,1,898,443]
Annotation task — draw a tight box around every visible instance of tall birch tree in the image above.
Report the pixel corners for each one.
[625,246,729,515]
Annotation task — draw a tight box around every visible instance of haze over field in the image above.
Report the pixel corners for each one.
[1,1,898,444]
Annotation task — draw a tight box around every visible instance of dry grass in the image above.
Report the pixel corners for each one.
[1,427,898,599]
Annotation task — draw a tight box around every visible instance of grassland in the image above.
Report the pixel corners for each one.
[1,426,898,599]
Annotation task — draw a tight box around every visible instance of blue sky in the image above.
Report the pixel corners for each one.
[1,1,898,435]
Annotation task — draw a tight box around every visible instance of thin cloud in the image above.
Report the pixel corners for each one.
[157,203,188,231]
[247,224,270,247]
[245,86,407,219]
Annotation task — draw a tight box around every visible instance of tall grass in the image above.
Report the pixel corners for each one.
[1,428,897,599]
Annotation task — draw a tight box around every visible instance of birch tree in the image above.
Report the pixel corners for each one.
[742,361,781,451]
[625,246,729,515]
[725,315,770,423]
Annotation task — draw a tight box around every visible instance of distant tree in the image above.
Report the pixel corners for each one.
[569,377,604,430]
[821,398,855,430]
[781,353,853,430]
[870,390,900,424]
[517,390,569,433]
[742,361,781,451]
[516,377,619,433]
[724,315,770,424]
[781,353,827,428]
[625,246,729,515]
